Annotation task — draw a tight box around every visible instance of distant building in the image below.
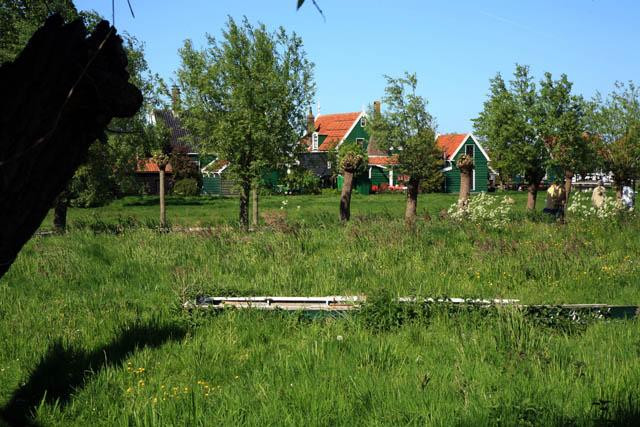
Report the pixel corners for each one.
[436,133,492,193]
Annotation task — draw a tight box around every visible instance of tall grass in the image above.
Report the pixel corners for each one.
[1,192,639,425]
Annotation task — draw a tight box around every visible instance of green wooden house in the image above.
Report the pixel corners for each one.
[302,105,399,193]
[436,133,491,193]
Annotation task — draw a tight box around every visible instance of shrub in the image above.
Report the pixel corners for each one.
[172,178,200,196]
[447,193,513,228]
[282,168,321,194]
[566,191,632,221]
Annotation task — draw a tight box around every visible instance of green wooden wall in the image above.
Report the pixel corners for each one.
[343,115,368,150]
[443,135,489,193]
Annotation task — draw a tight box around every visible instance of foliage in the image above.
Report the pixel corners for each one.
[537,72,597,178]
[68,139,117,207]
[447,192,513,228]
[169,146,203,191]
[177,16,315,225]
[473,65,547,188]
[282,167,321,194]
[589,81,640,189]
[419,173,444,193]
[367,72,442,182]
[337,141,367,174]
[172,178,200,197]
[0,0,79,63]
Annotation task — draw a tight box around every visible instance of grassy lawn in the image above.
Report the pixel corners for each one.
[2,191,640,425]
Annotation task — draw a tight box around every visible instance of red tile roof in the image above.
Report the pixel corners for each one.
[314,112,361,151]
[136,158,173,173]
[369,155,399,166]
[436,133,468,159]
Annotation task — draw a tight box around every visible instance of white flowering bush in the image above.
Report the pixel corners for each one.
[566,191,630,220]
[447,193,513,228]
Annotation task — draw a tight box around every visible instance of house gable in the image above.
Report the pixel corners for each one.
[438,133,490,193]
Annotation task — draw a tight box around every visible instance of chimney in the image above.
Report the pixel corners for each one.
[171,85,181,112]
[373,100,381,118]
[307,106,315,134]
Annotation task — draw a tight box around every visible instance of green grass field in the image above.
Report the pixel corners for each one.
[2,192,640,425]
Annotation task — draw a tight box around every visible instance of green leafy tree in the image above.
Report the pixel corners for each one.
[337,142,367,221]
[178,16,315,228]
[474,65,548,210]
[368,72,441,225]
[0,0,78,63]
[537,72,596,204]
[589,81,640,199]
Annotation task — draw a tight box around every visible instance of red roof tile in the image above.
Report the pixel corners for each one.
[136,158,173,173]
[436,133,467,159]
[314,112,361,151]
[369,155,399,166]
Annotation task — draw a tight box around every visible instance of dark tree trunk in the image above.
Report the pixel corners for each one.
[0,15,142,279]
[251,182,258,228]
[459,169,472,208]
[53,193,68,233]
[239,179,251,229]
[340,170,354,222]
[563,171,574,211]
[159,168,166,228]
[526,182,539,210]
[614,178,624,200]
[405,177,419,226]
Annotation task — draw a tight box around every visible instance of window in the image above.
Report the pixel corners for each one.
[327,161,331,170]
[356,137,365,146]
[312,132,319,151]
[465,145,474,157]
[360,116,367,127]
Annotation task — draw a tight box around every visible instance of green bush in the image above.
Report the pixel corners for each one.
[172,178,200,196]
[282,168,321,194]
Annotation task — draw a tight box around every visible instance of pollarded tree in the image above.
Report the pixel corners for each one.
[456,154,474,209]
[178,17,315,229]
[590,81,640,199]
[338,142,367,222]
[368,73,441,225]
[473,65,548,210]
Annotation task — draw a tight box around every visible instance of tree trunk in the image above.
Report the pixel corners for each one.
[526,182,539,210]
[251,182,259,228]
[159,168,166,228]
[563,171,574,210]
[239,179,251,229]
[459,169,472,209]
[340,171,354,221]
[53,193,68,233]
[405,177,419,226]
[614,179,623,200]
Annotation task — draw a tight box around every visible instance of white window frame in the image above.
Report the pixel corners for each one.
[472,169,476,191]
[360,117,367,127]
[327,160,331,170]
[356,137,365,146]
[465,144,474,158]
[312,132,319,151]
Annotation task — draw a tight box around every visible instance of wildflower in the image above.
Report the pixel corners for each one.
[126,387,133,393]
[336,335,343,341]
[138,380,145,387]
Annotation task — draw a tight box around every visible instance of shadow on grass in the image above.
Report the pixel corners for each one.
[0,320,187,427]
[122,196,232,207]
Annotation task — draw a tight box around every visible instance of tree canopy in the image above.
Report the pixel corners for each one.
[177,16,315,227]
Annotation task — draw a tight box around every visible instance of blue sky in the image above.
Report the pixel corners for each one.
[75,0,639,132]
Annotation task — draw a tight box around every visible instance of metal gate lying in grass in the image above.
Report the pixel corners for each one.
[184,295,639,320]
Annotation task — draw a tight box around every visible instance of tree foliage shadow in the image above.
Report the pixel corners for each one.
[0,320,187,427]
[123,196,206,207]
